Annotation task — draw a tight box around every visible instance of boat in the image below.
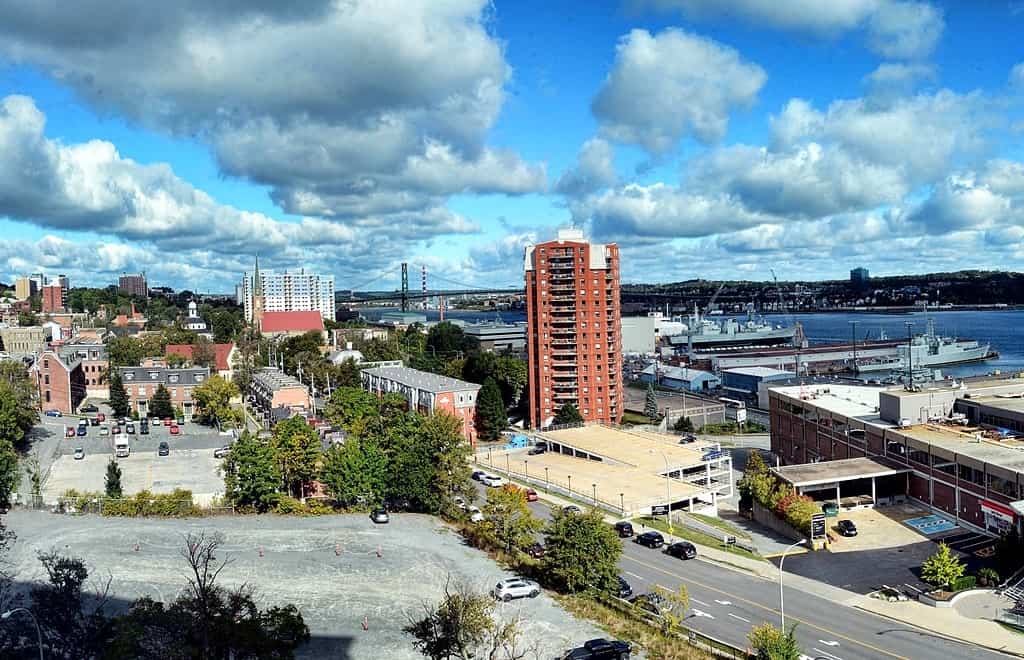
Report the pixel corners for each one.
[668,305,796,349]
[855,317,992,371]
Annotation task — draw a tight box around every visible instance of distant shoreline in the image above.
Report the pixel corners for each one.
[773,305,1024,315]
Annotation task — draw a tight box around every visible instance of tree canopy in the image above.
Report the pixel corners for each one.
[475,378,506,441]
[108,371,130,418]
[149,384,174,419]
[222,431,281,512]
[192,375,240,427]
[541,508,621,593]
[270,417,322,499]
[553,403,583,427]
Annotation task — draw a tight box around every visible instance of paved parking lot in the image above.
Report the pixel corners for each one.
[43,416,232,504]
[3,511,607,660]
[827,505,933,553]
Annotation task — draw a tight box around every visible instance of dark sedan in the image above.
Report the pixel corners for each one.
[613,521,634,538]
[665,541,697,560]
[633,531,664,549]
[837,519,858,537]
[614,576,633,600]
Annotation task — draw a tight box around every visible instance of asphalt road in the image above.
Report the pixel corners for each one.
[472,479,1007,660]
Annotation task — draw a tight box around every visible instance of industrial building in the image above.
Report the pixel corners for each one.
[638,364,720,392]
[769,377,1024,535]
[620,316,657,355]
[463,321,526,353]
[361,365,480,443]
[721,366,793,407]
[524,228,621,428]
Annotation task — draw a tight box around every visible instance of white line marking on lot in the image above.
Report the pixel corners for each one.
[714,599,732,605]
[727,612,750,623]
[691,609,714,619]
[690,598,709,606]
[813,648,843,660]
[625,571,645,581]
[817,640,840,647]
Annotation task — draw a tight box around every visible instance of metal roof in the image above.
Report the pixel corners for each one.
[773,457,910,487]
[362,365,480,394]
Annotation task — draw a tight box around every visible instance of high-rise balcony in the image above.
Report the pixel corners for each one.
[551,316,577,324]
[550,283,575,292]
[553,391,579,401]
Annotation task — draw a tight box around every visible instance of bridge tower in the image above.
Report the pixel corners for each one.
[421,265,428,310]
[401,262,409,312]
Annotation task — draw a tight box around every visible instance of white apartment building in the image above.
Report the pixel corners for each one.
[241,268,336,322]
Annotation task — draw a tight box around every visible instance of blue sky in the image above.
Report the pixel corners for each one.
[0,0,1022,292]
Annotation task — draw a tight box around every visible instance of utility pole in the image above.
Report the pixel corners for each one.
[850,320,860,375]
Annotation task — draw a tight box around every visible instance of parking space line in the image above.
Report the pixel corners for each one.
[813,648,843,660]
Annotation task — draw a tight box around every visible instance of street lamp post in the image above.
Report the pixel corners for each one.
[2,607,43,660]
[592,483,597,506]
[506,453,511,475]
[524,460,528,480]
[779,539,806,631]
[545,467,549,490]
[567,474,572,496]
[620,493,625,518]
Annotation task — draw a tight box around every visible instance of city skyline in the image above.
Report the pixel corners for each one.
[0,2,1022,291]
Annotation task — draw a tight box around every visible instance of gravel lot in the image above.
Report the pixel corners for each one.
[4,511,608,659]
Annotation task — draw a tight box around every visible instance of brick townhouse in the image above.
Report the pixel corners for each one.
[117,366,210,420]
[35,350,87,414]
[361,365,480,444]
[248,368,312,427]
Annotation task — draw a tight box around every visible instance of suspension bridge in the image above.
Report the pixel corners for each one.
[337,262,523,310]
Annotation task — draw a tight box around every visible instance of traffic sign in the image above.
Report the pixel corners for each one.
[652,504,669,516]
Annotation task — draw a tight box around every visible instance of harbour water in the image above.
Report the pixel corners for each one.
[364,307,1024,378]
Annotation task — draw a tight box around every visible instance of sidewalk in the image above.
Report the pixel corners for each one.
[499,469,1024,655]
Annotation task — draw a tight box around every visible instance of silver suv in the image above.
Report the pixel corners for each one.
[491,578,540,602]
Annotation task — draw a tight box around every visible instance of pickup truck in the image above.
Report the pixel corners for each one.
[562,638,631,660]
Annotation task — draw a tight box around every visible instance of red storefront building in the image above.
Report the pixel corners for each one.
[770,380,1024,536]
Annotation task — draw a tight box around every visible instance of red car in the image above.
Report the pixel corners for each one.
[526,489,539,502]
[169,424,180,435]
[163,418,173,427]
[65,427,75,438]
[96,413,105,422]
[112,426,121,434]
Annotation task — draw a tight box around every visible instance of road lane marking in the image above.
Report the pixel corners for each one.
[621,553,906,659]
[818,640,840,647]
[813,649,843,660]
[624,571,645,581]
[727,612,751,623]
[714,599,732,605]
[691,609,714,619]
[691,598,709,606]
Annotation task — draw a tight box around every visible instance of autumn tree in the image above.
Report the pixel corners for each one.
[192,375,240,427]
[479,484,543,556]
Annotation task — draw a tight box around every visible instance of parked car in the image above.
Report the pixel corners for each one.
[158,441,170,456]
[73,447,85,460]
[525,488,538,502]
[614,576,633,600]
[89,417,100,426]
[65,427,76,438]
[471,470,487,481]
[837,519,858,537]
[96,413,105,422]
[163,418,173,427]
[629,592,668,615]
[45,409,62,417]
[491,578,540,601]
[79,404,98,413]
[453,495,467,510]
[100,426,109,436]
[213,446,232,459]
[112,425,121,435]
[468,506,484,523]
[385,497,411,511]
[76,426,87,437]
[563,504,582,514]
[633,531,664,549]
[678,433,697,444]
[140,421,149,435]
[562,638,631,660]
[525,543,545,559]
[480,474,504,488]
[614,521,634,538]
[169,425,180,435]
[125,423,135,435]
[370,508,389,524]
[665,541,697,560]
[176,416,185,425]
[528,443,547,456]
[822,502,839,516]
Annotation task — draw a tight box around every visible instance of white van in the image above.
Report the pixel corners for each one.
[115,441,130,458]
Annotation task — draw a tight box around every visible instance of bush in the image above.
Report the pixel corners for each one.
[102,489,198,517]
[951,575,977,592]
[978,567,1000,586]
[274,495,306,515]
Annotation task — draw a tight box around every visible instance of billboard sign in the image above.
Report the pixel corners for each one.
[811,513,827,539]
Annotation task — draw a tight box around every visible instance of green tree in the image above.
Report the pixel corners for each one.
[748,623,801,660]
[191,336,217,368]
[107,336,145,367]
[210,308,243,343]
[0,439,18,507]
[552,402,583,427]
[324,386,381,434]
[542,508,621,593]
[644,383,659,420]
[921,542,966,590]
[331,357,363,389]
[404,578,530,660]
[105,458,123,498]
[673,415,695,433]
[150,384,174,419]
[0,359,38,449]
[320,437,388,506]
[270,416,321,499]
[475,378,506,441]
[738,449,776,508]
[652,583,689,633]
[222,431,281,511]
[479,484,543,556]
[108,371,130,418]
[192,375,240,427]
[387,413,473,513]
[426,321,478,357]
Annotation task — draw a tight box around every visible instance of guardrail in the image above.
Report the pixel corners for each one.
[674,513,759,555]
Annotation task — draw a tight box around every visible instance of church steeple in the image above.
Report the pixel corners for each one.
[252,255,265,329]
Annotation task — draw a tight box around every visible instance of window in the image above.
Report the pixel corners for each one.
[43,359,49,368]
[44,374,49,385]
[195,375,204,382]
[907,447,929,465]
[125,372,134,381]
[45,391,50,402]
[958,463,984,486]
[168,374,179,383]
[988,473,1018,499]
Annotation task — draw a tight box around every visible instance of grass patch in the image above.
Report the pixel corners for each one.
[557,594,714,660]
[689,513,751,540]
[621,411,658,425]
[634,516,766,562]
[997,621,1024,637]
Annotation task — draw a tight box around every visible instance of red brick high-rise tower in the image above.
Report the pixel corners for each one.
[524,228,621,429]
